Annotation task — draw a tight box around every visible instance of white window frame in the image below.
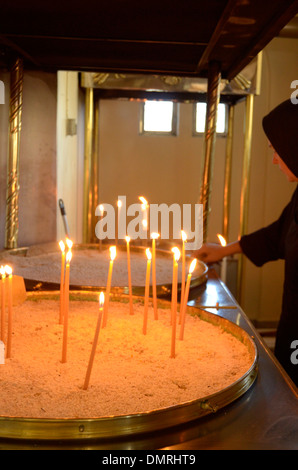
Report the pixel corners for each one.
[140,100,179,136]
[193,102,228,136]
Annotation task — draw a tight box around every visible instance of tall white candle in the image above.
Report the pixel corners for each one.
[125,236,134,315]
[143,248,152,335]
[151,232,160,321]
[217,234,227,284]
[102,246,116,328]
[171,247,180,358]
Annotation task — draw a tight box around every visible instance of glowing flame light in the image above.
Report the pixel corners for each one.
[5,265,13,276]
[59,240,65,252]
[125,235,131,243]
[146,248,152,260]
[66,238,73,250]
[0,266,6,277]
[217,234,227,247]
[66,251,72,264]
[110,245,117,261]
[171,247,181,262]
[181,230,187,242]
[189,258,197,274]
[99,292,105,308]
[151,232,160,240]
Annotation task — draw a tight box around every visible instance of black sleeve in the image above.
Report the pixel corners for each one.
[239,201,292,267]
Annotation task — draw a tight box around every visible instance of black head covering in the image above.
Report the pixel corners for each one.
[262,99,298,178]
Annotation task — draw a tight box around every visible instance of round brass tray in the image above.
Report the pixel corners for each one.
[0,291,258,447]
[2,243,208,297]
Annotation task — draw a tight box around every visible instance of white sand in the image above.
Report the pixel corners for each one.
[0,296,253,419]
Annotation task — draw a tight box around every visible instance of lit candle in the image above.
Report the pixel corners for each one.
[143,248,152,335]
[83,292,105,390]
[179,230,187,323]
[102,246,116,328]
[151,232,160,321]
[179,259,197,340]
[139,196,149,244]
[125,236,134,315]
[59,240,66,325]
[171,247,180,358]
[62,250,72,364]
[217,234,227,284]
[0,266,6,343]
[5,266,13,359]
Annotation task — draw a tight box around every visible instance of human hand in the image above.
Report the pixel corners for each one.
[193,243,225,264]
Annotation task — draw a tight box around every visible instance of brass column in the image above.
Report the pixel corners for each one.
[199,61,221,242]
[222,103,235,240]
[237,94,254,302]
[91,98,100,243]
[5,58,23,250]
[83,88,94,243]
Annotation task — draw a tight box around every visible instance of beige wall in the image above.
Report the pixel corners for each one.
[0,36,297,326]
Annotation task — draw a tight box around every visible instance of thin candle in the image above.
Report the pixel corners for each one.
[217,234,227,284]
[139,196,149,244]
[171,248,180,358]
[59,240,66,325]
[125,236,134,315]
[179,259,197,340]
[179,230,187,323]
[5,266,13,359]
[151,232,159,320]
[0,266,6,343]
[62,250,72,363]
[143,248,152,335]
[102,246,116,328]
[83,292,105,390]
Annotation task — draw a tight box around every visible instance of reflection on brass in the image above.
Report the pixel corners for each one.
[199,61,221,242]
[0,291,257,446]
[90,99,100,243]
[222,104,235,240]
[83,88,94,243]
[237,94,254,302]
[5,58,23,250]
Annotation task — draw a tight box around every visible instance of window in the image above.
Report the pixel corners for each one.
[194,102,227,135]
[140,101,178,135]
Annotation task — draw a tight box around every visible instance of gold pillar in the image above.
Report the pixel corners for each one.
[222,104,235,240]
[83,88,94,243]
[91,99,100,243]
[199,61,221,242]
[237,94,254,302]
[5,58,23,250]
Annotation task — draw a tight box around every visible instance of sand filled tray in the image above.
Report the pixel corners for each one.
[0,292,258,443]
[0,243,208,294]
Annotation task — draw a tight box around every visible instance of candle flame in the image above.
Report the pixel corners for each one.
[181,230,187,242]
[151,232,160,239]
[125,235,131,243]
[110,245,117,261]
[66,238,73,250]
[0,265,6,277]
[59,240,65,252]
[99,292,105,307]
[139,196,148,206]
[142,219,148,229]
[146,248,152,260]
[66,251,72,264]
[189,258,197,274]
[171,247,181,262]
[217,234,227,247]
[5,265,13,276]
[99,204,104,214]
[117,199,122,208]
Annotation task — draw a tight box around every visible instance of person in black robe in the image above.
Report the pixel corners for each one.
[195,99,298,388]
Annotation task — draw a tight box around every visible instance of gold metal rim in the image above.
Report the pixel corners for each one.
[0,293,258,442]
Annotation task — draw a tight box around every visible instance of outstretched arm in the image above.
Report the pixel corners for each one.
[194,241,242,264]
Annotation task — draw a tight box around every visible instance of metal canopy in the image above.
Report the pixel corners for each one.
[0,0,297,79]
